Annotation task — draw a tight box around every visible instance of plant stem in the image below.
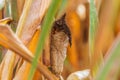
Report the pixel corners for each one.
[28,0,62,80]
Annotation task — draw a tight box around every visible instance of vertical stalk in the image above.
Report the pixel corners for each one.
[16,0,33,36]
[28,0,62,80]
[10,0,19,31]
[89,0,102,78]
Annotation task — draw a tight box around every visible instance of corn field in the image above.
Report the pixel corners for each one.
[0,0,120,80]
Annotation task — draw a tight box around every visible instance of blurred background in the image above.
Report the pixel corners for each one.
[0,0,120,79]
[63,0,89,79]
[62,0,120,79]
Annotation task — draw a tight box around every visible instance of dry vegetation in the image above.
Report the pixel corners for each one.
[0,0,120,80]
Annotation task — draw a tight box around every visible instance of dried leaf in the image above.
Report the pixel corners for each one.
[0,0,19,79]
[0,57,5,79]
[19,0,51,45]
[67,69,90,80]
[0,24,57,80]
[14,30,41,80]
[1,51,16,80]
[0,11,2,19]
[17,0,25,16]
[96,34,120,80]
[0,17,12,24]
[1,0,51,79]
[0,24,33,58]
[14,0,51,79]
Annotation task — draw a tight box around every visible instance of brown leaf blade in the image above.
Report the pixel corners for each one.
[0,24,57,80]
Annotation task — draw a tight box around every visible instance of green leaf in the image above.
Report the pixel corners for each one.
[57,0,68,19]
[96,36,120,80]
[89,0,104,77]
[10,0,19,32]
[89,0,98,60]
[89,0,100,77]
[95,1,120,80]
[0,46,2,63]
[28,0,62,80]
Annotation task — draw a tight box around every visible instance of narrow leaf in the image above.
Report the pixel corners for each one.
[0,24,57,80]
[96,35,120,80]
[28,0,62,80]
[89,0,102,77]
